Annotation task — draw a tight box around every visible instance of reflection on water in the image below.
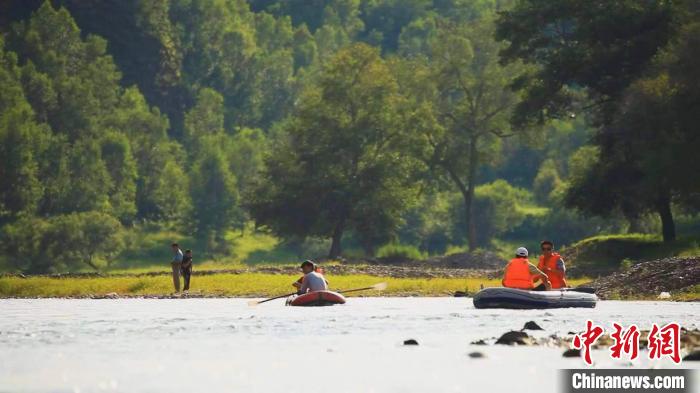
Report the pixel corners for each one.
[0,298,698,392]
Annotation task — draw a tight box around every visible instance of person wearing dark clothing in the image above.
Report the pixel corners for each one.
[181,249,193,291]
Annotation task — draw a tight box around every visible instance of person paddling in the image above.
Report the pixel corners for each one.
[293,260,328,294]
[502,247,551,291]
[538,240,567,289]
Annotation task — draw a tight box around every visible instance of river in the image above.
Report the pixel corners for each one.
[0,298,698,392]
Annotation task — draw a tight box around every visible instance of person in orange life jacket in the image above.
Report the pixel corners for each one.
[502,247,551,291]
[292,260,329,294]
[537,240,567,289]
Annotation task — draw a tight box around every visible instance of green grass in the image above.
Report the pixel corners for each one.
[562,233,700,271]
[376,243,427,260]
[224,227,300,264]
[0,274,593,298]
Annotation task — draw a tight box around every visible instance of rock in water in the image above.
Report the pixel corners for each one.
[454,291,467,297]
[495,331,534,346]
[562,349,581,358]
[403,339,419,346]
[522,321,544,330]
[683,350,700,361]
[470,339,487,345]
[468,352,485,358]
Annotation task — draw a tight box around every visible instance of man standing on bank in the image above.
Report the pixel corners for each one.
[170,243,184,292]
[181,249,193,292]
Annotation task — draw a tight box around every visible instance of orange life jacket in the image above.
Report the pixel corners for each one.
[502,257,536,289]
[538,252,567,289]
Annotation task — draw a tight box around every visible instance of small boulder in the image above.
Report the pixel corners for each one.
[496,331,534,346]
[562,349,581,358]
[468,351,485,358]
[470,339,488,345]
[522,321,544,331]
[403,339,419,346]
[682,350,700,361]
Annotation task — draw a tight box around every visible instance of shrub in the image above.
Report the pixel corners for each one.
[0,211,125,273]
[376,243,426,261]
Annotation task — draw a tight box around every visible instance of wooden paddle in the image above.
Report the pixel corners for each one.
[247,292,297,306]
[337,282,388,294]
[247,282,388,306]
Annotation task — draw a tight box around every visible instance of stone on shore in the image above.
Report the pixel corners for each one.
[495,331,535,346]
[522,321,544,330]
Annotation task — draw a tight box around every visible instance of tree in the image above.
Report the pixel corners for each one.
[0,37,49,222]
[451,180,529,245]
[46,212,125,270]
[102,87,190,223]
[250,43,420,258]
[100,132,138,222]
[399,19,525,250]
[183,87,225,154]
[497,0,698,242]
[226,127,268,199]
[0,212,124,273]
[189,143,241,246]
[496,0,679,128]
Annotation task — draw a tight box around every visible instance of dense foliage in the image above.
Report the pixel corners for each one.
[0,0,697,272]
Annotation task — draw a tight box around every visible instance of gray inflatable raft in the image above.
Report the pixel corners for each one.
[473,287,597,309]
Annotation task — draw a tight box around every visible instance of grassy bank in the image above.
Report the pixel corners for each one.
[561,234,700,275]
[0,273,593,298]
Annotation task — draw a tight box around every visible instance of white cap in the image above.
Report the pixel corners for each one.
[516,247,528,257]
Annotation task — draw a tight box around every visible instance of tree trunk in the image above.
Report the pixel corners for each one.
[328,221,344,259]
[656,193,676,243]
[445,138,479,252]
[465,136,479,251]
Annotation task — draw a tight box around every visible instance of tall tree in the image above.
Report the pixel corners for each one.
[399,19,525,250]
[250,43,420,258]
[189,143,241,247]
[496,0,679,128]
[0,37,49,222]
[497,0,697,242]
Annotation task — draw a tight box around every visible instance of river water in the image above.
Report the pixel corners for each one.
[0,298,698,392]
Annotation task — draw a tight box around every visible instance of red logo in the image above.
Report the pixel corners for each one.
[648,322,681,364]
[571,320,604,365]
[610,323,640,360]
[573,321,681,365]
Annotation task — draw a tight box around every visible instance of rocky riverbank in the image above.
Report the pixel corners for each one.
[468,320,700,362]
[587,257,699,299]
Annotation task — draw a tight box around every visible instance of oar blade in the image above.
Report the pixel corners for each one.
[372,282,388,291]
[247,299,261,306]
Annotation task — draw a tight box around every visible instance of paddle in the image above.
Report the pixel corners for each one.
[247,292,297,306]
[247,282,388,306]
[337,282,388,294]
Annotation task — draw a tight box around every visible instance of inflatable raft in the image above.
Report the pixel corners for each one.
[473,287,597,309]
[286,290,346,307]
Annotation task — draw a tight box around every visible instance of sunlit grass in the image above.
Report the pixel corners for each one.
[0,274,593,298]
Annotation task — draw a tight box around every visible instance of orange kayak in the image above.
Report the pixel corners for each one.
[286,290,346,307]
